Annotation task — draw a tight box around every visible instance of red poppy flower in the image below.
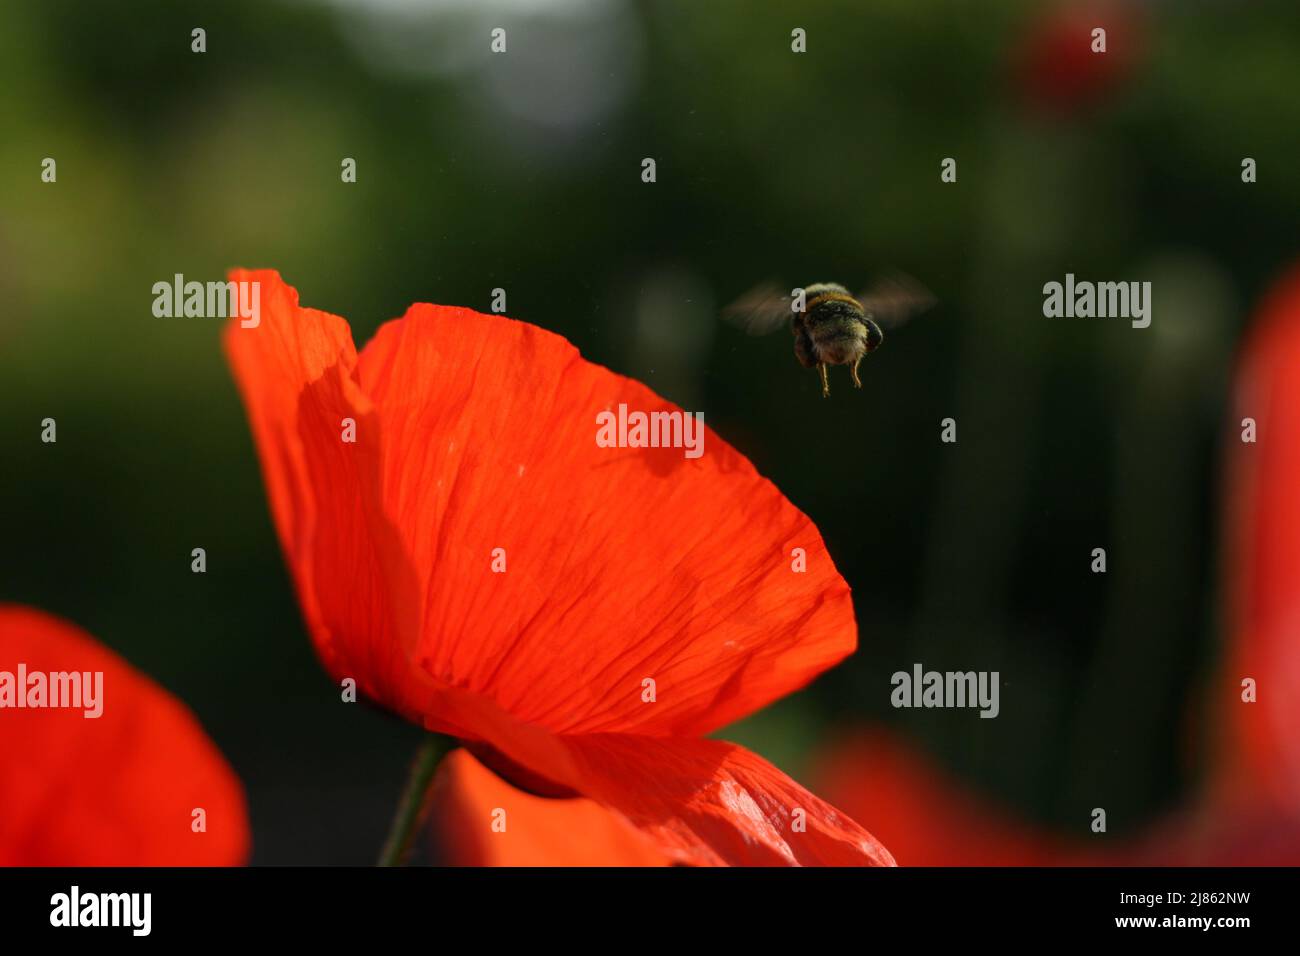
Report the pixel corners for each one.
[1012,3,1142,116]
[0,605,249,865]
[224,270,892,866]
[811,263,1300,867]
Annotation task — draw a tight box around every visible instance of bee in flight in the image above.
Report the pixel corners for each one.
[723,274,935,397]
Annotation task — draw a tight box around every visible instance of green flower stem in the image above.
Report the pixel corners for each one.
[377,733,456,867]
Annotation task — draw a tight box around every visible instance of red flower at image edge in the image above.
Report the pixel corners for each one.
[223,270,892,866]
[1218,262,1300,813]
[0,605,249,865]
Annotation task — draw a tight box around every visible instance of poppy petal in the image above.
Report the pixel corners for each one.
[1221,264,1300,809]
[556,734,894,866]
[223,271,428,715]
[226,270,856,737]
[432,749,669,866]
[0,605,249,865]
[422,683,894,866]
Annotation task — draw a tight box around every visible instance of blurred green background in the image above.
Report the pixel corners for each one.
[2,0,1298,862]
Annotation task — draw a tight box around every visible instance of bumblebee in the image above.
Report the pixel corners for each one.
[723,275,934,397]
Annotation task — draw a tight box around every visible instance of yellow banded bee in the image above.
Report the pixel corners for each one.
[723,274,935,397]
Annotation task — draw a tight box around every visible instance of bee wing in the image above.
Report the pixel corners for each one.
[722,281,796,336]
[856,272,937,329]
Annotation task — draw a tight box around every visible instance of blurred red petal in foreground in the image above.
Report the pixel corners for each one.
[433,749,668,866]
[812,730,1072,866]
[224,270,890,865]
[0,605,249,865]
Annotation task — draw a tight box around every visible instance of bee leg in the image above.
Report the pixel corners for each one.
[818,363,830,398]
[850,358,863,389]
